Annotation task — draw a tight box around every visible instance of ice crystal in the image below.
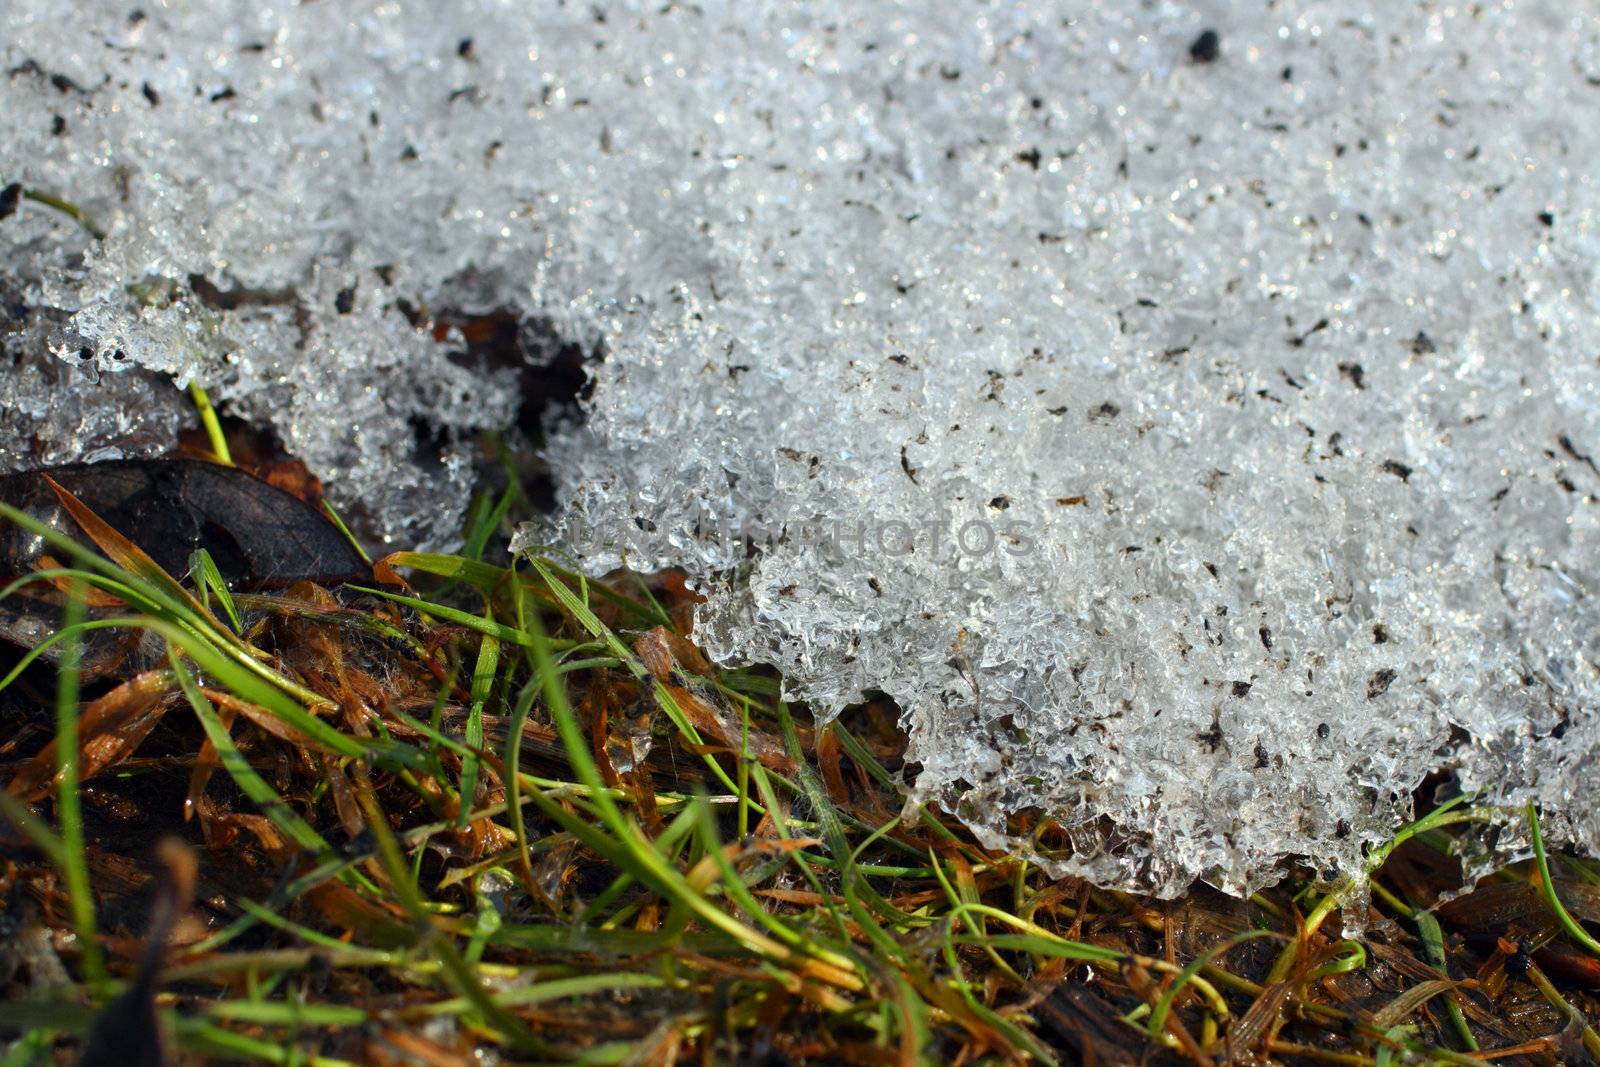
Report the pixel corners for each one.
[3,1,1597,896]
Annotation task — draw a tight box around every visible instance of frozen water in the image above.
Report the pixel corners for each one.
[3,1,1598,897]
[1,277,189,472]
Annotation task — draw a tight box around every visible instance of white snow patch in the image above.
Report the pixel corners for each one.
[3,1,1598,896]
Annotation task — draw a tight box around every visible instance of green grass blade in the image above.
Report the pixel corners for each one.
[376,552,508,593]
[458,631,500,828]
[1415,908,1478,1050]
[319,500,373,565]
[0,615,151,696]
[187,381,233,464]
[53,582,106,994]
[0,791,68,868]
[147,617,366,757]
[207,1001,367,1026]
[189,548,242,631]
[351,584,569,650]
[1528,802,1600,958]
[414,971,668,1017]
[462,486,515,562]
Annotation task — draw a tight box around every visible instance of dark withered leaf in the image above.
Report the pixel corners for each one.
[0,458,370,590]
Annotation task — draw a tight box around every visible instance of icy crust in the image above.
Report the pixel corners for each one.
[1,4,527,546]
[3,2,1599,895]
[1,278,189,473]
[535,4,1600,894]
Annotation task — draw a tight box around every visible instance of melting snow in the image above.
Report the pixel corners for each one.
[3,1,1598,896]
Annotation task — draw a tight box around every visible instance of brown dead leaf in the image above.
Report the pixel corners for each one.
[7,669,178,801]
[632,629,791,771]
[301,881,416,949]
[364,1029,475,1067]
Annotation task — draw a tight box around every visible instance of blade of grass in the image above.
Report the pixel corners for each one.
[504,676,541,891]
[0,503,340,713]
[457,630,499,828]
[1415,908,1478,1051]
[1527,802,1600,959]
[1140,927,1273,1040]
[0,613,152,695]
[831,721,985,863]
[775,703,920,945]
[234,898,392,955]
[462,486,515,562]
[928,848,1025,987]
[627,571,675,630]
[187,381,233,465]
[172,1016,356,1066]
[206,1001,367,1027]
[529,556,666,628]
[53,581,107,995]
[1523,959,1600,1061]
[189,548,242,631]
[147,616,366,757]
[44,476,233,638]
[373,552,507,593]
[19,187,107,239]
[0,790,68,868]
[1267,796,1484,984]
[409,971,669,1018]
[934,913,1057,1064]
[351,584,572,651]
[319,500,373,565]
[689,796,845,963]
